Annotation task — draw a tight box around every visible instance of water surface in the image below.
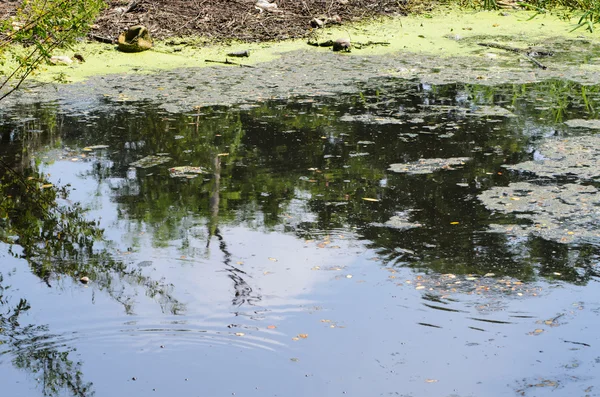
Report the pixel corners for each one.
[1,78,599,397]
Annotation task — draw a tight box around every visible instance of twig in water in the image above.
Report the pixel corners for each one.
[205,59,255,68]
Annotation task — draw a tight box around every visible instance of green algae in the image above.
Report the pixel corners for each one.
[2,7,597,86]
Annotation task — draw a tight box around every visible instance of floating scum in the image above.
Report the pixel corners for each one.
[478,135,600,244]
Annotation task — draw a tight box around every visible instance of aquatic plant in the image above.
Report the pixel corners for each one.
[0,0,105,100]
[517,0,600,31]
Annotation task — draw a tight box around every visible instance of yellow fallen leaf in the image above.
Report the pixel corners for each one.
[416,286,425,290]
[534,329,544,334]
[268,257,278,262]
[450,221,459,225]
[425,379,438,383]
[267,325,277,329]
[218,153,229,157]
[235,332,245,336]
[292,337,299,341]
[362,198,379,202]
[298,333,308,339]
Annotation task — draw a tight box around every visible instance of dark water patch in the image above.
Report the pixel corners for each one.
[468,317,513,325]
[417,322,443,329]
[422,303,465,313]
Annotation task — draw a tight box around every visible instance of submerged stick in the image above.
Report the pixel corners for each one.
[478,42,522,53]
[204,59,255,68]
[522,53,547,69]
[478,42,548,70]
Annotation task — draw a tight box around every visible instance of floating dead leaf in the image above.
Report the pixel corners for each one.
[130,155,171,169]
[236,261,244,265]
[317,242,327,248]
[362,198,379,202]
[268,257,278,262]
[510,197,520,201]
[534,329,544,334]
[79,276,90,284]
[415,286,425,290]
[298,333,308,339]
[292,337,299,341]
[311,266,321,270]
[450,221,459,225]
[425,379,438,383]
[84,145,109,150]
[169,166,207,178]
[346,274,353,279]
[267,325,277,329]
[235,332,245,336]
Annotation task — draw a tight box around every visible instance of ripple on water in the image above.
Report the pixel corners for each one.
[0,316,287,360]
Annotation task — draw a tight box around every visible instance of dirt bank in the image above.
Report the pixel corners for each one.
[1,0,421,43]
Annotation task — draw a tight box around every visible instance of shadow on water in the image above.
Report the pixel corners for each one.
[1,78,600,396]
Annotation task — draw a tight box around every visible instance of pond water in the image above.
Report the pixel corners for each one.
[1,78,600,397]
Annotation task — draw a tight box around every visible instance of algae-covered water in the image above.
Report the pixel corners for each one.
[2,11,600,395]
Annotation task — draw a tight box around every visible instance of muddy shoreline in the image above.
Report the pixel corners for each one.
[3,9,600,113]
[3,39,599,115]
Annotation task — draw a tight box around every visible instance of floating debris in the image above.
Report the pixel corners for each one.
[130,155,171,168]
[401,272,540,304]
[378,215,422,230]
[465,105,515,117]
[505,136,600,181]
[169,166,207,178]
[388,157,471,174]
[479,182,600,244]
[82,145,109,151]
[340,114,404,125]
[564,119,600,129]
